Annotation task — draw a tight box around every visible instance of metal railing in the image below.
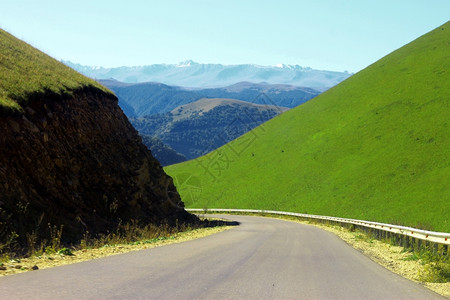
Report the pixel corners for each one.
[187,208,450,248]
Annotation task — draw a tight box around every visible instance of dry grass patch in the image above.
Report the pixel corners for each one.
[0,220,232,277]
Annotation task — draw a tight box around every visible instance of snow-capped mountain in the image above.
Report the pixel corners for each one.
[63,60,351,89]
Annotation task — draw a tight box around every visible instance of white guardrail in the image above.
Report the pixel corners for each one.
[187,208,450,247]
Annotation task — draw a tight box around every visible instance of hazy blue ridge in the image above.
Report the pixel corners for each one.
[64,60,351,89]
[99,79,319,117]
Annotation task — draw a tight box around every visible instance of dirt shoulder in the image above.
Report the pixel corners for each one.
[0,225,232,277]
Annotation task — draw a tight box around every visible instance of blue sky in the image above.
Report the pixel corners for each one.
[0,0,448,72]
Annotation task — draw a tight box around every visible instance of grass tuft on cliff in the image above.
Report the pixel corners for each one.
[166,22,450,232]
[0,28,112,116]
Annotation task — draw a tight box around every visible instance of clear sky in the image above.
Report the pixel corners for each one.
[0,0,448,72]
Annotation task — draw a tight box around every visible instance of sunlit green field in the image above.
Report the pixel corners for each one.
[166,22,450,232]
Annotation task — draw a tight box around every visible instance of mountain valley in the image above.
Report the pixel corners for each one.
[100,79,316,164]
[131,98,288,161]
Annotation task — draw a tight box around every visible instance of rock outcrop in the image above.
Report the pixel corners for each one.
[0,86,194,247]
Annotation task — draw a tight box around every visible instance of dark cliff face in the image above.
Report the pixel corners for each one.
[0,87,194,246]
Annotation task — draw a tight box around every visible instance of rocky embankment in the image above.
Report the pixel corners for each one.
[0,86,194,249]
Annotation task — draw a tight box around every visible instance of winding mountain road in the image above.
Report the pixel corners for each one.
[0,215,444,299]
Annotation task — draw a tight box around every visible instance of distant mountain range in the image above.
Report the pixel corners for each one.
[64,60,352,89]
[130,98,288,160]
[70,63,348,165]
[99,79,320,118]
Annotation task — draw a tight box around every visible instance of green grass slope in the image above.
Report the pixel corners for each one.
[0,29,111,115]
[166,22,450,232]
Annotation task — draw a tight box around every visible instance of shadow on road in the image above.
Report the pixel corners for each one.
[202,219,240,228]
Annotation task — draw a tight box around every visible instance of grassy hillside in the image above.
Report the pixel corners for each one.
[0,29,111,115]
[166,22,450,232]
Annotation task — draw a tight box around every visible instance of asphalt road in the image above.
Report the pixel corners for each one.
[0,215,445,300]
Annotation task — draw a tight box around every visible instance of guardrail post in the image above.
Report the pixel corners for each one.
[425,240,431,252]
[395,233,400,246]
[387,231,393,244]
[416,238,422,252]
[433,242,439,254]
[402,235,409,248]
[410,237,415,251]
[372,228,377,239]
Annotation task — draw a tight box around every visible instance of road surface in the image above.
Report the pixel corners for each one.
[0,215,445,299]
